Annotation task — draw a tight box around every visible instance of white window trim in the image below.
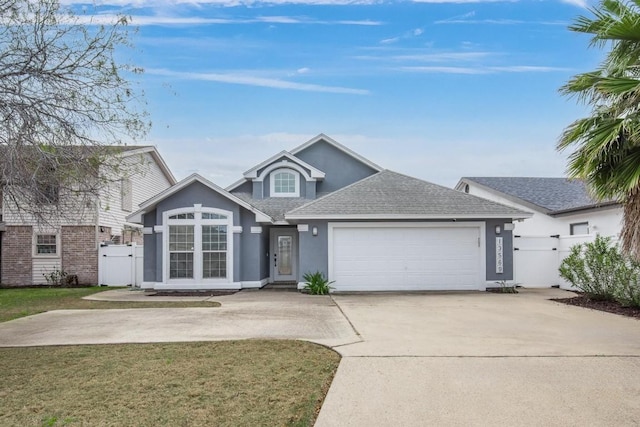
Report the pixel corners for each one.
[570,221,589,236]
[269,168,300,197]
[33,232,61,258]
[162,205,234,285]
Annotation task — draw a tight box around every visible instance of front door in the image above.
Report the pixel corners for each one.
[271,228,297,282]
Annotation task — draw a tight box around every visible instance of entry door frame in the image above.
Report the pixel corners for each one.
[270,227,298,282]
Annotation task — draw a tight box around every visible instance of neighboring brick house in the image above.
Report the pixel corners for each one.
[0,146,176,286]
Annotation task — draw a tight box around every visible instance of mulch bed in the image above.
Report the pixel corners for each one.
[150,290,237,297]
[552,295,640,320]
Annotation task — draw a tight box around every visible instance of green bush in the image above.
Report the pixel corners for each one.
[559,235,640,305]
[303,271,334,295]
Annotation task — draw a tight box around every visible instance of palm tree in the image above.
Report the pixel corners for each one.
[558,0,640,259]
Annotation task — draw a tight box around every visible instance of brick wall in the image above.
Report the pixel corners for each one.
[97,226,111,244]
[122,228,144,245]
[1,226,33,286]
[61,226,98,285]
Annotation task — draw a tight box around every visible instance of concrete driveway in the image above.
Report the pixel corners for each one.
[316,288,640,426]
[0,290,359,348]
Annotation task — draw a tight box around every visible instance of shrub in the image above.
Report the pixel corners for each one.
[303,271,334,295]
[559,235,640,304]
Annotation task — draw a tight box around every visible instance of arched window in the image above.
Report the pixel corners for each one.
[270,169,300,197]
[164,207,233,284]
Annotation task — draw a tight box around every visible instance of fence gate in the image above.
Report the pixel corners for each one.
[98,244,143,287]
[514,234,611,289]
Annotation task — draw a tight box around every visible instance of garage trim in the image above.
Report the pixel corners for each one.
[328,222,487,291]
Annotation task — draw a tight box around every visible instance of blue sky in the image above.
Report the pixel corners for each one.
[70,0,601,187]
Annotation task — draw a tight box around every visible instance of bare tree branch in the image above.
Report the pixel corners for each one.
[0,0,150,224]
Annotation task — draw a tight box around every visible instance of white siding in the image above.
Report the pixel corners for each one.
[465,184,623,238]
[32,257,62,285]
[98,151,173,237]
[2,189,97,226]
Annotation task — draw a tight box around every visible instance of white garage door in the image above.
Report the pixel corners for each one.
[330,224,483,291]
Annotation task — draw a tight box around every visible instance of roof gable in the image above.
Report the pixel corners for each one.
[127,173,272,224]
[286,170,531,220]
[226,151,325,192]
[458,177,619,214]
[290,133,382,172]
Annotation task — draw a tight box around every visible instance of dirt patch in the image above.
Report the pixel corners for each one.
[552,295,640,320]
[150,290,237,297]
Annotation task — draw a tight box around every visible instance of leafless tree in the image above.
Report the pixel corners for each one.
[0,0,149,223]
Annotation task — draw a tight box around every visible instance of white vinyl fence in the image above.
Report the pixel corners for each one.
[98,244,143,287]
[514,234,617,289]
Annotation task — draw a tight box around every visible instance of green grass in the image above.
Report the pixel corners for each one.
[0,340,340,426]
[0,287,220,323]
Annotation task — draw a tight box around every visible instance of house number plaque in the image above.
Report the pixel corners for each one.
[496,237,504,274]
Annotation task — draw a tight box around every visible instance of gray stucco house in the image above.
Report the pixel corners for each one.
[127,134,531,292]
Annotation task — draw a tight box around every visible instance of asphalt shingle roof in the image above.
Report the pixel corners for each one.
[286,170,530,218]
[233,193,328,221]
[463,177,617,213]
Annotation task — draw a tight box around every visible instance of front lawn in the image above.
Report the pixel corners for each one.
[0,340,339,427]
[0,287,220,323]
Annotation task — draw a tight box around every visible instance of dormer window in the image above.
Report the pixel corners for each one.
[271,169,300,197]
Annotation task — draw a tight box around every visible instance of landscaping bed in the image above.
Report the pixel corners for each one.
[552,295,640,320]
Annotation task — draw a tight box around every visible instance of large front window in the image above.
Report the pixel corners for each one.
[169,225,194,278]
[165,207,232,283]
[270,168,299,197]
[202,225,227,278]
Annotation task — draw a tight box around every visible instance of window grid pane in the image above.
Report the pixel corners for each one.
[274,172,296,194]
[169,213,195,220]
[169,225,194,251]
[203,252,226,278]
[170,253,194,278]
[202,213,227,220]
[202,225,227,251]
[36,235,57,254]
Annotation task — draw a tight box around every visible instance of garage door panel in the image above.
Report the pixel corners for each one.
[331,225,482,291]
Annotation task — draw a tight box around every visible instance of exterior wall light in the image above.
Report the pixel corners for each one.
[312,226,318,236]
[495,225,501,234]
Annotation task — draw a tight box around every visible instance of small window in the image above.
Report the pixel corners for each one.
[570,222,589,235]
[464,184,470,193]
[36,234,58,255]
[169,213,195,220]
[270,169,299,197]
[202,212,227,220]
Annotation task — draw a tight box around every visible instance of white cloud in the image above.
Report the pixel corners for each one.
[398,65,569,74]
[393,51,494,61]
[146,68,370,95]
[399,66,488,74]
[65,0,514,5]
[296,67,311,74]
[379,27,424,45]
[72,13,382,26]
[380,37,400,44]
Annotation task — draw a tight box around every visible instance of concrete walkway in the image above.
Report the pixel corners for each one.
[2,287,640,425]
[0,289,359,348]
[315,288,640,426]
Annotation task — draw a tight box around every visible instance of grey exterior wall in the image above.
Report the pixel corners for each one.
[232,181,252,194]
[143,181,267,284]
[239,209,269,282]
[143,210,159,283]
[485,218,514,281]
[294,139,378,193]
[297,222,329,280]
[294,219,514,283]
